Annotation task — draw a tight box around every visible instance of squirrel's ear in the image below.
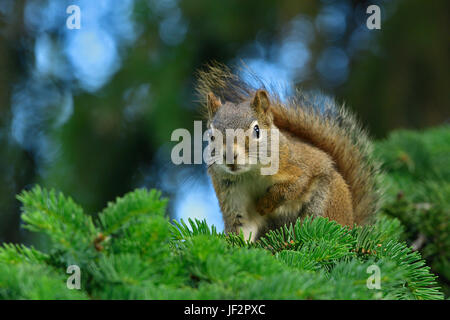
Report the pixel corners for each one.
[206,92,221,117]
[251,90,270,114]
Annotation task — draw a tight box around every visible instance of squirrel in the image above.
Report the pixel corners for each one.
[196,63,381,242]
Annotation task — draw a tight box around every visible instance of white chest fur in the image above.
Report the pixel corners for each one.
[222,176,271,241]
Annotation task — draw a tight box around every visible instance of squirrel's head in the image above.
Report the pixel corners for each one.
[205,90,277,175]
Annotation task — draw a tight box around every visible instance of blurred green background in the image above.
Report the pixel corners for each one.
[0,0,449,244]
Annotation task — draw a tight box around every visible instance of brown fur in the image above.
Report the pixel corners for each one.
[197,63,382,240]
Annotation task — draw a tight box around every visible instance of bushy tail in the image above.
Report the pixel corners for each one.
[272,93,382,224]
[196,63,382,224]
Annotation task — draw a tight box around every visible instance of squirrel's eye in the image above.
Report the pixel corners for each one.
[209,131,215,141]
[253,124,260,139]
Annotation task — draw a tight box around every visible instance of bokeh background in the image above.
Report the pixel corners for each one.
[0,0,449,244]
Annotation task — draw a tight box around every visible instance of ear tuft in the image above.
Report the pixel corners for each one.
[206,92,221,117]
[251,90,270,114]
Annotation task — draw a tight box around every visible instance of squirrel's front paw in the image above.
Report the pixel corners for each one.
[256,196,277,216]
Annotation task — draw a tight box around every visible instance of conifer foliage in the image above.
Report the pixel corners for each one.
[376,126,450,297]
[0,186,443,300]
